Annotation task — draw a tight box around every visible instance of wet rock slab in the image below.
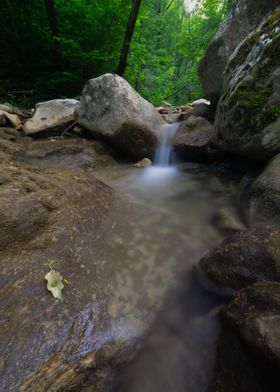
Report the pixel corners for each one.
[0,163,194,391]
[24,137,116,170]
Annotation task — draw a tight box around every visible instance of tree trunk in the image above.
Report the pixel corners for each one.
[44,0,60,68]
[116,0,143,77]
[44,0,58,37]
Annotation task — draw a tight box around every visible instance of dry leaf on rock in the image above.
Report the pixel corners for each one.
[45,269,64,300]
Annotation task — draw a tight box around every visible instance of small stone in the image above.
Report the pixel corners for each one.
[134,158,152,168]
[0,176,6,185]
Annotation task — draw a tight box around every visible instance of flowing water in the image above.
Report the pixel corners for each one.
[154,122,180,166]
[93,125,242,391]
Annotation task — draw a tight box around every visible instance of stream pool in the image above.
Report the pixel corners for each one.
[92,163,242,392]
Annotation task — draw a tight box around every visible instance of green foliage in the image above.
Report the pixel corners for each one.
[0,0,232,107]
[126,0,233,105]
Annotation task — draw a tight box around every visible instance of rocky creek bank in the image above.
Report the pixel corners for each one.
[0,1,280,390]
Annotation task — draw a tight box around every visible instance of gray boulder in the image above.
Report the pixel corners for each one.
[75,73,162,159]
[198,225,280,295]
[198,0,279,105]
[249,153,280,224]
[174,116,216,160]
[215,8,280,160]
[224,282,280,369]
[23,99,78,137]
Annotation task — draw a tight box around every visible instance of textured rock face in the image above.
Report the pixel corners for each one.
[198,226,280,295]
[23,99,78,137]
[174,116,216,160]
[224,282,280,368]
[215,8,280,160]
[24,138,116,170]
[249,154,280,224]
[0,126,195,391]
[75,73,162,159]
[198,0,279,104]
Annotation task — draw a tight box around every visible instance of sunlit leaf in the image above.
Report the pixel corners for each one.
[45,269,64,300]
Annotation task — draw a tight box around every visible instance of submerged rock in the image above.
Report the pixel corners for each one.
[174,116,216,160]
[224,282,280,370]
[75,73,162,159]
[198,226,280,295]
[249,154,280,224]
[23,99,78,137]
[215,8,280,160]
[198,0,279,104]
[212,206,247,234]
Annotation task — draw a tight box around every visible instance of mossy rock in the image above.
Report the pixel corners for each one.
[216,7,280,161]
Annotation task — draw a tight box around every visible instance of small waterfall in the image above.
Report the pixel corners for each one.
[154,122,179,166]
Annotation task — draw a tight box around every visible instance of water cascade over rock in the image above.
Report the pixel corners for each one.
[154,122,180,166]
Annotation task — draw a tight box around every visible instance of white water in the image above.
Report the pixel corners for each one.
[154,122,180,166]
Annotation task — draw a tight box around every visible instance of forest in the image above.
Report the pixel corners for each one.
[0,0,232,106]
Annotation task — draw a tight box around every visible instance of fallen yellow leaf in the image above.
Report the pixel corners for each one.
[45,269,64,300]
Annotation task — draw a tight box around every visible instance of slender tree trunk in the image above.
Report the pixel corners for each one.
[44,0,58,36]
[116,0,143,77]
[44,0,60,68]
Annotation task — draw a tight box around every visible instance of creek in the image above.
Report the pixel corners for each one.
[92,124,242,391]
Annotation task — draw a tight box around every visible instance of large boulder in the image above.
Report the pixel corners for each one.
[173,116,216,160]
[248,154,280,224]
[75,73,162,159]
[198,0,279,105]
[224,282,280,369]
[23,99,78,137]
[215,8,280,160]
[198,225,280,295]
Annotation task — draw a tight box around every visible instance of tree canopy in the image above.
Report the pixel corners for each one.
[0,0,233,107]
